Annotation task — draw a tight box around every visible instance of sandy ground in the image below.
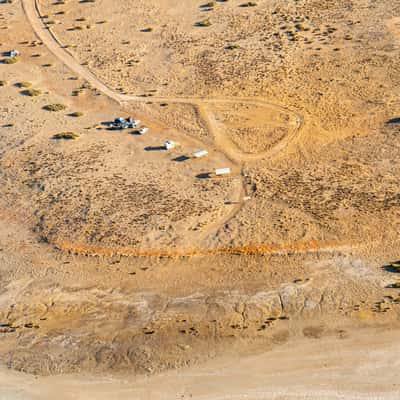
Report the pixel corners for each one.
[1,327,399,400]
[0,0,400,397]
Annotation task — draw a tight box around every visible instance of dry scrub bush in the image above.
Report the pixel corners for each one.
[22,88,42,96]
[53,132,79,140]
[69,111,83,117]
[2,57,18,64]
[43,103,67,112]
[16,81,32,88]
[196,20,212,27]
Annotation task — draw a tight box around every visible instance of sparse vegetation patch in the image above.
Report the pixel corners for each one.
[53,132,80,140]
[69,111,84,117]
[16,81,32,88]
[22,88,42,97]
[226,44,240,50]
[43,103,67,112]
[1,57,18,64]
[240,1,257,7]
[196,19,212,27]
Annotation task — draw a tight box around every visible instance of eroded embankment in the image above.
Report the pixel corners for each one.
[1,259,397,376]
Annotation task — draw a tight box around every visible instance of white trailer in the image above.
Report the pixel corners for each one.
[215,167,231,176]
[192,149,208,158]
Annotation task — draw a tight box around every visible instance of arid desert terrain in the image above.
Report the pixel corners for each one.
[0,0,399,398]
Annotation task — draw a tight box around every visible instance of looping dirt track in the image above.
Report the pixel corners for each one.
[23,0,304,164]
[19,0,354,260]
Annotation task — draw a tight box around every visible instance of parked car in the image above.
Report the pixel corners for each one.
[8,49,20,57]
[109,117,141,130]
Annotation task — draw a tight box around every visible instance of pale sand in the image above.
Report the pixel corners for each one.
[0,327,399,400]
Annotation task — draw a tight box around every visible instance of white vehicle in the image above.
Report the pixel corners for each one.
[164,140,178,150]
[138,126,149,135]
[9,49,20,57]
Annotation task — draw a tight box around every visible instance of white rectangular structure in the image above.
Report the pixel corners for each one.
[215,167,231,176]
[192,149,208,158]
